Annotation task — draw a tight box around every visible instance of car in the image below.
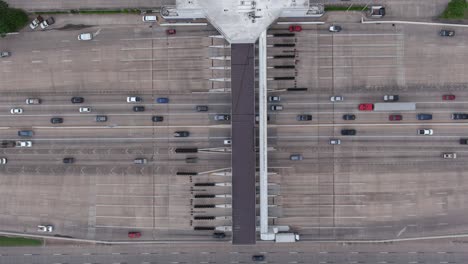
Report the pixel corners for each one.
[290,154,303,161]
[417,129,433,135]
[156,97,169,104]
[196,105,209,112]
[329,139,341,145]
[78,33,93,41]
[40,17,55,29]
[152,116,164,122]
[79,107,91,113]
[359,104,374,111]
[51,117,63,124]
[224,139,232,145]
[460,138,468,144]
[63,157,74,164]
[330,96,343,102]
[417,113,432,120]
[95,115,108,122]
[270,105,283,111]
[383,95,399,102]
[443,153,457,159]
[127,96,142,103]
[442,94,456,100]
[142,15,157,22]
[214,114,231,121]
[213,232,226,238]
[37,225,53,232]
[341,129,356,136]
[186,157,198,163]
[133,106,145,112]
[252,255,265,261]
[18,130,33,137]
[329,25,342,32]
[389,114,402,121]
[29,16,44,29]
[296,114,312,121]
[10,108,23,114]
[288,25,302,32]
[25,98,41,105]
[166,29,176,35]
[268,96,281,102]
[71,97,84,104]
[255,115,270,123]
[134,158,147,164]
[0,158,7,164]
[16,141,32,147]
[0,51,11,58]
[1,141,15,148]
[452,113,468,120]
[128,231,141,238]
[343,114,356,121]
[174,131,190,137]
[440,29,455,37]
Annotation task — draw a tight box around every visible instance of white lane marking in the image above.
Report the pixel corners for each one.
[62,59,72,63]
[31,60,42,63]
[289,251,298,254]
[32,50,40,53]
[23,253,32,256]
[171,252,180,254]
[92,59,101,62]
[437,223,449,225]
[53,253,62,255]
[1,60,12,63]
[112,252,120,255]
[61,40,70,42]
[82,253,91,255]
[62,49,70,52]
[319,65,397,69]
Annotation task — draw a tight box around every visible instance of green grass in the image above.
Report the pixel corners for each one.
[440,0,468,19]
[0,236,42,246]
[325,5,368,12]
[35,8,140,15]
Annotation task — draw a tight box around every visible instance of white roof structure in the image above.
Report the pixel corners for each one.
[162,0,323,43]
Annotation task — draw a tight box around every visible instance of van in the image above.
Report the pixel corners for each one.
[26,98,41,105]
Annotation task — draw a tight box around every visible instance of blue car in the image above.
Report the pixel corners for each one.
[157,97,169,104]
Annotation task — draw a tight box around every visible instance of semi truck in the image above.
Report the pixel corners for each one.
[374,102,416,111]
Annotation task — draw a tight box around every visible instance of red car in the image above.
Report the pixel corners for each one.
[128,232,141,238]
[288,25,302,32]
[389,114,402,121]
[442,94,455,100]
[358,103,374,111]
[166,29,176,35]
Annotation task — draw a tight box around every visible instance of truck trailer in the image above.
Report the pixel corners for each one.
[374,102,416,111]
[275,233,300,243]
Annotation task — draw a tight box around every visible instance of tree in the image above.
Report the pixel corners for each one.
[0,0,28,36]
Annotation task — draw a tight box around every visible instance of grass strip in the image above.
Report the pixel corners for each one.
[325,5,368,12]
[440,0,468,19]
[35,8,141,15]
[0,236,42,246]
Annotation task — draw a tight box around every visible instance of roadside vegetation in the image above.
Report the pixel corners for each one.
[325,5,368,12]
[36,9,141,15]
[0,236,43,246]
[440,0,468,19]
[0,0,28,36]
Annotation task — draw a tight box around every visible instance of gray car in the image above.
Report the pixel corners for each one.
[18,130,33,137]
[95,115,108,122]
[290,154,303,161]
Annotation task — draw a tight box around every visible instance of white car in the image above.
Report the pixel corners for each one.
[10,108,23,114]
[330,96,344,102]
[268,96,281,102]
[224,139,232,145]
[417,129,433,135]
[16,141,32,148]
[37,225,54,232]
[142,15,157,22]
[127,96,142,103]
[443,153,457,159]
[329,139,341,145]
[0,158,7,164]
[79,107,91,113]
[78,33,93,41]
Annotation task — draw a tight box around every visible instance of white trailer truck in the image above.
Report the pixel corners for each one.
[374,102,416,111]
[275,233,300,243]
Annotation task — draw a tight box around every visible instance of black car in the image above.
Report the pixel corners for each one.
[341,129,356,136]
[212,232,226,239]
[133,106,145,112]
[460,138,468,144]
[343,114,356,121]
[252,255,265,261]
[440,29,455,37]
[417,113,432,120]
[18,130,33,137]
[296,114,312,121]
[63,157,74,164]
[152,116,164,122]
[196,105,208,112]
[51,117,63,124]
[174,131,190,137]
[71,97,84,104]
[452,113,468,120]
[95,115,108,122]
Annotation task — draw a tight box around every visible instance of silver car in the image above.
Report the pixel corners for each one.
[330,96,344,102]
[329,139,341,145]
